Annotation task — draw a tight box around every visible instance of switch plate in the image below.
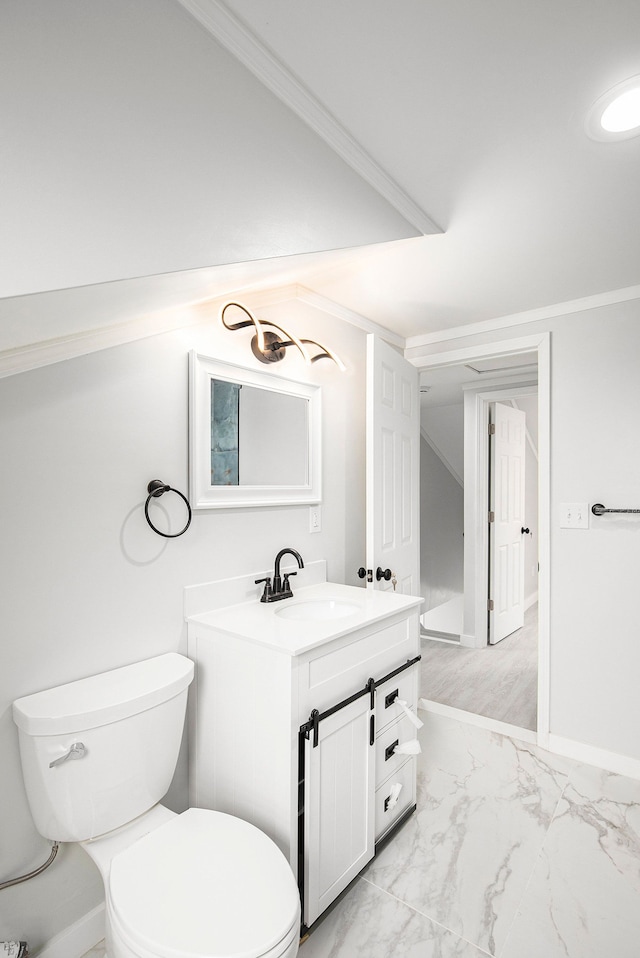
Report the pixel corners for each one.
[559,502,589,529]
[309,505,322,533]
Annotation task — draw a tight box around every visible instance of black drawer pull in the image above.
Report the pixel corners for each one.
[384,739,398,761]
[385,689,399,708]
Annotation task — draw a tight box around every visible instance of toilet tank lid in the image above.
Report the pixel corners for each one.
[13,653,194,736]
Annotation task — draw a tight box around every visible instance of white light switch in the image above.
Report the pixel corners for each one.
[559,502,589,529]
[309,505,322,533]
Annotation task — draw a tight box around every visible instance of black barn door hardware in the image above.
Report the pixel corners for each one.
[297,653,421,935]
[300,656,421,748]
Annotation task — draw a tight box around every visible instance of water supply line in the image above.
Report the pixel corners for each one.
[0,842,59,891]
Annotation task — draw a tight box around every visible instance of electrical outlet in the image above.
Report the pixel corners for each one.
[559,502,589,529]
[309,505,322,533]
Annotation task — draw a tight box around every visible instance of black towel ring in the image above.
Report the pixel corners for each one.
[144,479,192,538]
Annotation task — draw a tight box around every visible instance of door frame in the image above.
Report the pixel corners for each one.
[409,332,550,746]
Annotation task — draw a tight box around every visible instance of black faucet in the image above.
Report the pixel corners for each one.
[255,548,304,602]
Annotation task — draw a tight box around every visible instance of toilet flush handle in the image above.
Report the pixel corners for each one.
[49,742,86,768]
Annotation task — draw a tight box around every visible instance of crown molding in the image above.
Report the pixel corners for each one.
[295,286,405,348]
[0,305,205,380]
[0,283,404,379]
[405,283,640,352]
[176,0,441,237]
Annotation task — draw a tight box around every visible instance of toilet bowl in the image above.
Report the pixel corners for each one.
[83,806,301,958]
[12,654,300,958]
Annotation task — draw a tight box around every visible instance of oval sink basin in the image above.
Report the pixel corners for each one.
[275,599,361,622]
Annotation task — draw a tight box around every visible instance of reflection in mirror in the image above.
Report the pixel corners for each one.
[211,380,308,486]
[189,352,321,509]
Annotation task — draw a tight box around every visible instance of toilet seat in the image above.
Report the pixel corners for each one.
[108,808,300,958]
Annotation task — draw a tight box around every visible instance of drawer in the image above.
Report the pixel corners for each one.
[374,757,416,842]
[375,667,418,733]
[374,713,420,788]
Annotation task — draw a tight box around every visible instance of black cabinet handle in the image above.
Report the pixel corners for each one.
[385,740,398,761]
[385,689,399,708]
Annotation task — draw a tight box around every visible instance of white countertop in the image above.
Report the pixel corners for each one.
[187,581,423,656]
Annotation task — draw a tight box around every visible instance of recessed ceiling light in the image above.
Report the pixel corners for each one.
[586,75,640,141]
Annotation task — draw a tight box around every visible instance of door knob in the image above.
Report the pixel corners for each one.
[357,567,367,579]
[376,567,393,581]
[521,527,530,535]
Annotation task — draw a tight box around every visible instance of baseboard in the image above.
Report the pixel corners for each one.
[418,698,640,780]
[459,632,483,649]
[547,734,640,781]
[34,904,104,958]
[525,591,539,612]
[418,698,537,744]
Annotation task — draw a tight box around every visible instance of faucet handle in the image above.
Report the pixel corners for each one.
[255,577,273,602]
[282,571,297,597]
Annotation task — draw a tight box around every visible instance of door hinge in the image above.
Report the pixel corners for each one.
[488,423,496,435]
[488,598,494,612]
[488,511,495,523]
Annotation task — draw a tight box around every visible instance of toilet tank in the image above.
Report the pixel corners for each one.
[12,653,194,842]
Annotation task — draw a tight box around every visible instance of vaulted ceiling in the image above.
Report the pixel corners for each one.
[214,0,640,336]
[2,0,640,368]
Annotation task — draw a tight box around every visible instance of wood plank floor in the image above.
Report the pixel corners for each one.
[420,603,538,730]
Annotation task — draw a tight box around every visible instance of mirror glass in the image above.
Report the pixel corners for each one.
[211,379,308,486]
[189,352,321,509]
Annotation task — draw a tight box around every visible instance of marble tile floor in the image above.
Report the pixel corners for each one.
[420,604,538,731]
[82,710,640,958]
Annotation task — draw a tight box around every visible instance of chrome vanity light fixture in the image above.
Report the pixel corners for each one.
[220,302,346,371]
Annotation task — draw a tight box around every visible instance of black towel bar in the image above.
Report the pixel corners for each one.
[591,503,640,516]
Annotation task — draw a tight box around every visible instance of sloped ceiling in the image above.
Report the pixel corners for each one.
[2,0,640,365]
[218,0,640,335]
[0,0,421,302]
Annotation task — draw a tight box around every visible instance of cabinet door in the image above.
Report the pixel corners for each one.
[304,695,375,927]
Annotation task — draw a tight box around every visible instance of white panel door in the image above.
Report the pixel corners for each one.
[489,402,526,644]
[366,335,419,594]
[304,695,375,926]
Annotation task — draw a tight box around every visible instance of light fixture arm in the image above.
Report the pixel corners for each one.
[220,302,266,353]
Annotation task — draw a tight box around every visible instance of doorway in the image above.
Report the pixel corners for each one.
[411,333,550,744]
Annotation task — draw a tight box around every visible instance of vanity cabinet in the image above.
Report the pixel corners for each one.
[187,580,421,931]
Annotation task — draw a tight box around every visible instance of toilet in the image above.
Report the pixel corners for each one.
[12,653,300,958]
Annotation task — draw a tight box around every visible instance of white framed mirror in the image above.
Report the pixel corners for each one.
[189,351,321,509]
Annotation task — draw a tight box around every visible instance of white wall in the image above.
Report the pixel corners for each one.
[408,304,640,763]
[419,438,464,610]
[0,0,417,300]
[421,404,464,482]
[0,302,366,948]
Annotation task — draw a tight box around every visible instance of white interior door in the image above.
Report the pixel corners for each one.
[366,335,419,594]
[489,402,526,644]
